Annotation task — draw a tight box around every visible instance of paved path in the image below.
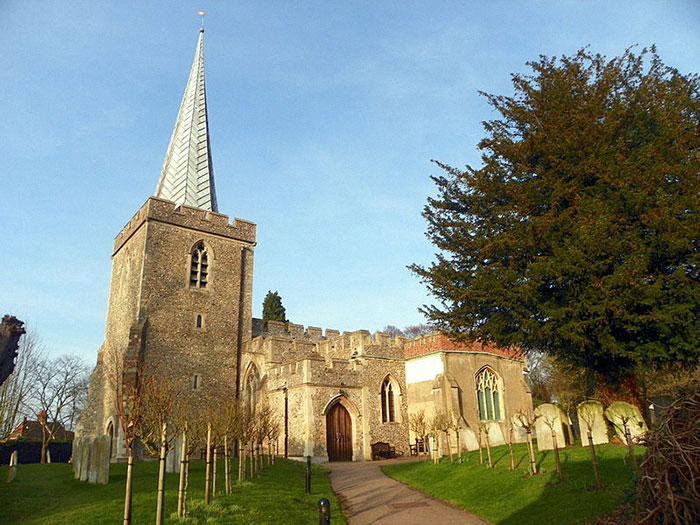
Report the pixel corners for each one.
[326,458,489,525]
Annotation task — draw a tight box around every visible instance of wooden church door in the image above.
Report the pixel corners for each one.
[326,403,352,461]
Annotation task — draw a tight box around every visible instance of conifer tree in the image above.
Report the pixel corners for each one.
[262,291,287,326]
[411,47,700,384]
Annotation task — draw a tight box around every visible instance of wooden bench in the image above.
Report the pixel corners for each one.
[371,441,397,460]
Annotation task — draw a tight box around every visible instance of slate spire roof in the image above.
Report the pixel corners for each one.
[154,28,218,212]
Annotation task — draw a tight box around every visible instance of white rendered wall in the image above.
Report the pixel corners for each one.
[405,354,444,384]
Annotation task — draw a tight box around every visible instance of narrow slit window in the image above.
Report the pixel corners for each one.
[193,374,200,390]
[196,314,203,328]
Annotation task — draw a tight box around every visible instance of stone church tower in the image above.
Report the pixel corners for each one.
[76,29,255,457]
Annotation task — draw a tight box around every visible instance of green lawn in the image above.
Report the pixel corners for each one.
[0,458,345,524]
[382,442,641,525]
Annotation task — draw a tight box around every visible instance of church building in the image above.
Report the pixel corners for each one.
[76,29,533,462]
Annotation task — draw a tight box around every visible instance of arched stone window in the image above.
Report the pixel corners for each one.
[244,365,260,414]
[189,242,209,288]
[476,367,502,421]
[381,377,396,423]
[106,420,115,458]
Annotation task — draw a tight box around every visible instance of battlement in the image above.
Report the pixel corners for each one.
[113,197,256,254]
[403,332,523,360]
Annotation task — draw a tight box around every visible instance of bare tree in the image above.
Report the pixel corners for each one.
[104,344,146,525]
[0,329,42,438]
[409,409,428,458]
[175,406,207,518]
[513,410,539,475]
[137,372,183,525]
[479,422,493,468]
[26,354,89,463]
[402,324,433,338]
[578,404,602,489]
[449,412,462,463]
[541,414,563,482]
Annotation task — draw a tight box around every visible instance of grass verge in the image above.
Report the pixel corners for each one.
[0,457,344,524]
[382,442,642,525]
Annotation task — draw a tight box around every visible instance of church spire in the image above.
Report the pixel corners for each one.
[155,28,218,212]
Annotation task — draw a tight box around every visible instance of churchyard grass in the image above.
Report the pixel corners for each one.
[382,442,643,524]
[0,457,344,524]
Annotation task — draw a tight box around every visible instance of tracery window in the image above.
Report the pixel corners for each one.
[189,242,209,288]
[245,367,260,414]
[381,377,396,423]
[476,368,501,421]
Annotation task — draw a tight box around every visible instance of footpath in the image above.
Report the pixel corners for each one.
[326,458,489,525]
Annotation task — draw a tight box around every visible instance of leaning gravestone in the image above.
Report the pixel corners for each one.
[7,450,18,482]
[577,400,608,445]
[604,401,647,444]
[534,403,572,451]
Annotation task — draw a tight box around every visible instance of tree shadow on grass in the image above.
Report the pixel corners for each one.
[500,452,637,525]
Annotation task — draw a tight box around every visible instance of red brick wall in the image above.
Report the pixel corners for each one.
[403,333,522,360]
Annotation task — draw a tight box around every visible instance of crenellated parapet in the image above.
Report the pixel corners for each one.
[249,320,406,365]
[113,197,256,255]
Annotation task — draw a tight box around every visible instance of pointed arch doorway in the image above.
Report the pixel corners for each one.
[326,403,352,461]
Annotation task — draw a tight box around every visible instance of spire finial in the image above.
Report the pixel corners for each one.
[198,11,206,32]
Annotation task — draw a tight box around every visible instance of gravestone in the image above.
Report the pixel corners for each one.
[604,401,647,444]
[7,450,18,482]
[166,435,182,474]
[79,438,91,482]
[577,400,608,445]
[72,439,82,479]
[87,439,98,484]
[534,403,572,451]
[459,428,479,451]
[510,417,529,443]
[481,421,505,446]
[93,436,111,484]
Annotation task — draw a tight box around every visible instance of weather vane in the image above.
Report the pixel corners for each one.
[198,11,206,30]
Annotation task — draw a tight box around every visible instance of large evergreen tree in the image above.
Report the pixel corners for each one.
[411,48,700,382]
[262,291,287,326]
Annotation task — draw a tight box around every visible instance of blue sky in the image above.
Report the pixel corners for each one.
[2,1,699,362]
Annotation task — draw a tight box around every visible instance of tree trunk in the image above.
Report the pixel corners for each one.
[250,440,256,477]
[507,427,515,471]
[123,446,134,525]
[624,424,638,475]
[238,438,245,482]
[445,431,454,463]
[224,435,231,494]
[155,422,167,525]
[212,446,217,498]
[455,432,462,464]
[587,429,602,489]
[204,423,212,505]
[484,431,493,468]
[177,425,188,518]
[477,428,484,465]
[551,429,563,482]
[526,429,537,475]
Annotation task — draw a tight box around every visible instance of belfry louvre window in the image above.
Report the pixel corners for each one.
[381,378,396,423]
[190,242,209,288]
[476,368,501,421]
